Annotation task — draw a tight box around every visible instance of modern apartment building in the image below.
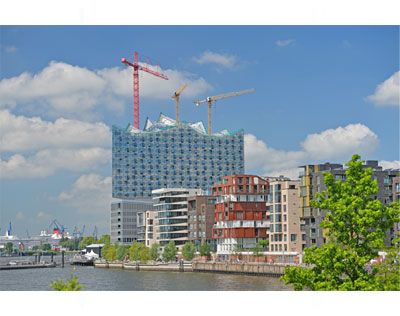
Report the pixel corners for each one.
[187,195,217,251]
[152,188,202,249]
[112,114,244,199]
[137,210,157,247]
[211,175,269,259]
[110,198,154,245]
[265,176,303,253]
[299,161,400,248]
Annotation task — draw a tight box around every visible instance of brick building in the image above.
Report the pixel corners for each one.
[211,175,269,259]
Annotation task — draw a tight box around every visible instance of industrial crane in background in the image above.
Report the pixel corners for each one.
[122,51,169,129]
[194,88,255,134]
[93,226,98,241]
[172,84,187,123]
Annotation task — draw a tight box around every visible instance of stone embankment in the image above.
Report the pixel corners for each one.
[94,260,294,277]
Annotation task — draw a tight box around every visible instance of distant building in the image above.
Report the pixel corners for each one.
[187,195,217,251]
[152,188,203,249]
[137,210,157,248]
[110,198,154,245]
[298,161,400,248]
[264,176,303,254]
[211,175,269,259]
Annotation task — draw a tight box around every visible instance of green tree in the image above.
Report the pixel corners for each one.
[199,242,211,258]
[5,242,13,254]
[79,236,95,250]
[150,243,160,261]
[50,274,83,291]
[162,240,177,262]
[281,155,400,291]
[41,243,52,251]
[182,242,196,261]
[97,234,110,244]
[129,242,150,263]
[252,240,269,258]
[116,244,130,261]
[101,242,117,261]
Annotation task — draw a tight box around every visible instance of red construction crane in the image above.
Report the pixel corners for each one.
[122,52,168,129]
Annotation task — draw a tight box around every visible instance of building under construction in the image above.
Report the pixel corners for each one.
[112,113,244,199]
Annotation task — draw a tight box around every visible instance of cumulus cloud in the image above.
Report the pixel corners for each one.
[193,50,238,69]
[301,124,379,160]
[0,148,110,178]
[0,111,111,179]
[245,123,380,179]
[276,39,295,47]
[0,61,212,120]
[367,71,400,106]
[0,109,111,152]
[379,160,400,170]
[56,174,112,216]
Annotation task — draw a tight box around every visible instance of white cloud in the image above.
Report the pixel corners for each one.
[193,51,238,69]
[56,174,112,216]
[276,39,295,47]
[367,71,400,106]
[245,123,380,178]
[0,61,213,119]
[0,110,111,152]
[379,160,400,170]
[301,124,379,161]
[0,111,111,179]
[5,45,17,53]
[0,148,110,179]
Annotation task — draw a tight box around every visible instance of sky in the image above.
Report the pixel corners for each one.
[0,25,399,237]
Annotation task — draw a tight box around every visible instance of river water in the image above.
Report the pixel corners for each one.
[0,256,292,291]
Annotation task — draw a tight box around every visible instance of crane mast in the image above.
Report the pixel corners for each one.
[172,84,187,123]
[122,52,168,129]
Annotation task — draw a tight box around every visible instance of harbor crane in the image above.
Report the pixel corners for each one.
[194,88,255,134]
[93,226,98,241]
[122,51,169,129]
[7,222,12,236]
[172,84,187,123]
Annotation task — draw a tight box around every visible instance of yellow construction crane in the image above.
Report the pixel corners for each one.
[194,88,255,134]
[172,84,187,123]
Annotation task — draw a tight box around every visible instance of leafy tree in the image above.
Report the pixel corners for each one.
[129,242,150,263]
[252,240,269,258]
[281,155,400,291]
[79,236,95,250]
[116,244,130,261]
[5,242,13,254]
[50,274,83,291]
[101,242,117,261]
[199,242,211,258]
[162,240,177,262]
[60,238,80,251]
[41,243,52,251]
[97,234,110,244]
[150,243,160,261]
[182,242,196,261]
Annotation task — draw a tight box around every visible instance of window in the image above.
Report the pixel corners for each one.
[237,212,243,219]
[283,195,286,202]
[291,234,297,241]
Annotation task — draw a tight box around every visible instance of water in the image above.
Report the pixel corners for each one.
[0,256,292,291]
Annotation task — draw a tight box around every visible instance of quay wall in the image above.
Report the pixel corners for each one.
[94,261,293,277]
[192,262,287,277]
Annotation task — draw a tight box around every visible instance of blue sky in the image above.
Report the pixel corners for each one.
[0,25,399,237]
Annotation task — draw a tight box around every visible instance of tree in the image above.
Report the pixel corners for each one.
[129,242,150,263]
[182,242,196,261]
[252,240,269,259]
[79,236,95,250]
[199,242,211,258]
[101,242,117,261]
[5,242,13,254]
[97,234,110,244]
[50,274,83,291]
[41,243,52,251]
[162,240,177,262]
[281,155,400,291]
[150,243,160,261]
[116,244,130,261]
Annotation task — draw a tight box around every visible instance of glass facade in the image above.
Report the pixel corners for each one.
[112,115,244,198]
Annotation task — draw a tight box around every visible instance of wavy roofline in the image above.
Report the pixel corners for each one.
[112,112,244,137]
